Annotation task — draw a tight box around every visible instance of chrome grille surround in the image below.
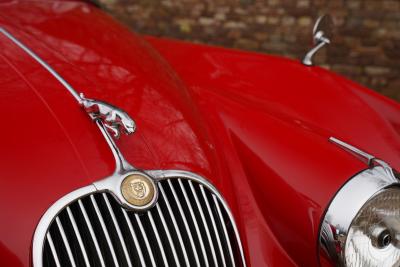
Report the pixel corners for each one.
[33,170,246,267]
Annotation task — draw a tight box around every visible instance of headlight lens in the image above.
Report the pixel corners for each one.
[319,163,400,267]
[345,188,400,267]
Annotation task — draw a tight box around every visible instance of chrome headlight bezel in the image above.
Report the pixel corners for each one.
[318,161,400,266]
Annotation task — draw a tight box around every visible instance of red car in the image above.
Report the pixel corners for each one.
[1,1,400,267]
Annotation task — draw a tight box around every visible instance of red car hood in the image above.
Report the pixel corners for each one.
[0,2,218,266]
[0,1,399,267]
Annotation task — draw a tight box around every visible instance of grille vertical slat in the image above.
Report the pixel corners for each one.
[103,194,133,267]
[78,200,106,267]
[55,217,77,267]
[188,181,219,267]
[213,195,236,267]
[134,213,156,267]
[148,211,169,266]
[90,195,120,267]
[177,178,208,266]
[167,179,200,267]
[41,177,245,267]
[200,185,227,267]
[122,209,147,266]
[158,183,190,266]
[66,207,91,267]
[155,203,181,267]
[46,233,61,267]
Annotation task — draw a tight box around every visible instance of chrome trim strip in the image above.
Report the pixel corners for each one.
[121,209,147,267]
[155,203,181,267]
[78,199,106,267]
[90,195,120,267]
[46,233,61,267]
[158,183,190,266]
[148,211,169,266]
[95,121,135,174]
[200,185,227,267]
[56,217,77,267]
[168,179,199,266]
[66,207,90,267]
[213,195,236,267]
[329,137,375,166]
[319,162,400,266]
[178,179,207,266]
[188,180,218,266]
[1,28,135,141]
[135,213,156,267]
[0,27,82,103]
[103,193,132,267]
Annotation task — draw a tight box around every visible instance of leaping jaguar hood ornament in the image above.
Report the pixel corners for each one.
[79,93,136,138]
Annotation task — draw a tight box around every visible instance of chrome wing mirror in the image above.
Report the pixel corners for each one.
[302,15,333,66]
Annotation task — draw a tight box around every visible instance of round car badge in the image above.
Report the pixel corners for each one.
[121,173,156,207]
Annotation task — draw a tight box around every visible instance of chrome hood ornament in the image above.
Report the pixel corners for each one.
[80,93,136,138]
[302,14,333,66]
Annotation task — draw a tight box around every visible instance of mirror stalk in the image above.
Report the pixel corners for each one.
[302,34,330,66]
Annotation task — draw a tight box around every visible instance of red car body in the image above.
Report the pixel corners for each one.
[0,1,399,266]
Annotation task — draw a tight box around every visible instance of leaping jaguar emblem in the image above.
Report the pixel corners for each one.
[80,93,136,138]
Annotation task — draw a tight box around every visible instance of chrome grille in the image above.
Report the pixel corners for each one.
[41,178,244,267]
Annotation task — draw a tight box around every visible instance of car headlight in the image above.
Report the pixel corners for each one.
[319,162,400,267]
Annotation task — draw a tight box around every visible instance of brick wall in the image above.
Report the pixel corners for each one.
[99,0,400,101]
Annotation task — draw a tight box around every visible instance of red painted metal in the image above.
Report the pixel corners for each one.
[0,1,399,266]
[145,36,400,266]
